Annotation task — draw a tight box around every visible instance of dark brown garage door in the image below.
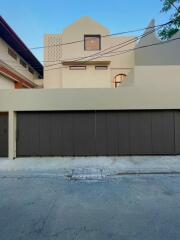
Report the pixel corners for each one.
[16,111,180,157]
[0,113,8,157]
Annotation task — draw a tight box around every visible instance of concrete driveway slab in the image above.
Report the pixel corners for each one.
[0,156,180,175]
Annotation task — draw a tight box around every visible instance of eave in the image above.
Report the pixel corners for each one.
[0,16,43,77]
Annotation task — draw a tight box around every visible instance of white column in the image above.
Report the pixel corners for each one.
[8,111,16,159]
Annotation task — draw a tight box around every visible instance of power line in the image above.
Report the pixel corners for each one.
[44,37,180,72]
[43,20,172,69]
[44,37,136,68]
[1,20,174,72]
[44,27,157,69]
[30,21,172,50]
[1,20,172,74]
[77,19,179,63]
[79,30,155,63]
[2,26,165,71]
[105,36,180,57]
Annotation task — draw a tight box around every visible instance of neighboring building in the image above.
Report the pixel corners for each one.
[44,17,180,89]
[44,17,135,88]
[0,16,43,89]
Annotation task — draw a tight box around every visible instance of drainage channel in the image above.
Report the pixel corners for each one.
[66,168,180,181]
[66,168,106,181]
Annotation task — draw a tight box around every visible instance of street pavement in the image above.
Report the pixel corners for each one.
[0,168,180,240]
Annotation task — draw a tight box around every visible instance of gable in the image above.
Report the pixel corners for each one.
[62,17,110,42]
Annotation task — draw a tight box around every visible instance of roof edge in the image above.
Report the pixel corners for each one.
[0,16,43,76]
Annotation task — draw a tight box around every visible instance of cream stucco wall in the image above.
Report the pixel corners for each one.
[61,17,110,60]
[134,66,180,89]
[1,66,179,111]
[0,74,14,89]
[44,34,62,88]
[62,65,111,88]
[44,17,135,88]
[44,66,62,88]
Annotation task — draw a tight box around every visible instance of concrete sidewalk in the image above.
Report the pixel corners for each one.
[0,156,180,177]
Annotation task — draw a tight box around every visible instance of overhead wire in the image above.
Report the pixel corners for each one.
[44,27,157,70]
[1,20,177,72]
[44,36,180,72]
[43,20,175,69]
[30,20,173,50]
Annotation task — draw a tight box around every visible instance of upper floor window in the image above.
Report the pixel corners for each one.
[84,35,101,51]
[69,66,86,70]
[95,66,108,70]
[28,66,34,74]
[8,48,17,60]
[20,58,27,68]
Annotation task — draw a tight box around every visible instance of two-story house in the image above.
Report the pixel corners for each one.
[44,17,180,90]
[44,17,135,88]
[0,16,43,89]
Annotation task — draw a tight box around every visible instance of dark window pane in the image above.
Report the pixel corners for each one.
[20,59,27,68]
[8,48,17,60]
[95,66,108,70]
[69,66,86,70]
[28,67,34,74]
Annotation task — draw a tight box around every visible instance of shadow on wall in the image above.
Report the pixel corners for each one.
[120,70,135,87]
[135,19,180,66]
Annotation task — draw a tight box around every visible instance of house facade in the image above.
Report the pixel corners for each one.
[44,17,135,88]
[44,17,180,90]
[0,16,43,89]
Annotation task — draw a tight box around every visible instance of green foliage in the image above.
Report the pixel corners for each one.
[159,0,180,39]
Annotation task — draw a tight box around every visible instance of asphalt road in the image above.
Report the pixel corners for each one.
[0,173,180,240]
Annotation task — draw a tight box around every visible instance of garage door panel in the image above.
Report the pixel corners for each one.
[17,112,39,156]
[151,111,175,154]
[73,111,95,156]
[57,112,74,156]
[106,112,119,155]
[39,113,52,156]
[129,111,152,155]
[95,112,107,156]
[50,113,61,156]
[61,113,74,155]
[175,111,180,154]
[0,113,8,157]
[117,112,130,155]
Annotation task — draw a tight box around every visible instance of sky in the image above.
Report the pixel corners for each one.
[0,0,171,62]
